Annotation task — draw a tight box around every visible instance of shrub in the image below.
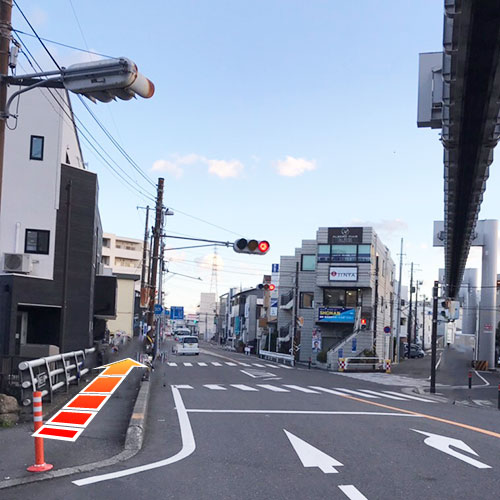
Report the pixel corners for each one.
[316,350,327,363]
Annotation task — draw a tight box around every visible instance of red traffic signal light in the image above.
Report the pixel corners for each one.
[360,318,367,325]
[268,284,276,291]
[257,283,276,291]
[233,238,270,255]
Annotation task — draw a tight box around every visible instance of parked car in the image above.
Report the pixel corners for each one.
[404,345,425,358]
[174,336,200,355]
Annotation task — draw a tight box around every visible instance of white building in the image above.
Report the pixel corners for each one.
[199,292,216,341]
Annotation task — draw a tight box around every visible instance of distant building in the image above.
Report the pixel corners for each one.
[199,293,216,341]
[277,227,395,366]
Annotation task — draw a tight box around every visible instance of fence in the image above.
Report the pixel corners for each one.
[260,349,295,366]
[18,348,96,407]
[337,356,386,372]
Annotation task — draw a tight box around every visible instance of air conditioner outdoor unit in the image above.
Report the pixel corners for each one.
[3,253,31,273]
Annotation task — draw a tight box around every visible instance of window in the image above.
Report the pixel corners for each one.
[301,254,315,271]
[102,256,110,265]
[300,292,314,308]
[25,229,50,254]
[324,288,360,307]
[357,244,371,262]
[345,290,358,308]
[317,245,331,262]
[332,245,357,262]
[30,135,44,161]
[102,238,110,248]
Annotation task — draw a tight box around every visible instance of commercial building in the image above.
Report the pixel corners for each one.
[277,227,395,366]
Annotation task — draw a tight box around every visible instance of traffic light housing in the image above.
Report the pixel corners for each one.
[360,318,367,330]
[258,283,276,291]
[233,238,270,255]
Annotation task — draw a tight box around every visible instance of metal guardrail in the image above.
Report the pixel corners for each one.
[260,349,295,366]
[18,348,96,407]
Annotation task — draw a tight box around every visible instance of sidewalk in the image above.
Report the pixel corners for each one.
[0,339,145,485]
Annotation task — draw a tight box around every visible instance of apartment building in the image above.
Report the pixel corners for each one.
[277,227,395,366]
[102,233,143,280]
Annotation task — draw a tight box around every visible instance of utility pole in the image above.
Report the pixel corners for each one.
[147,178,164,354]
[140,206,150,336]
[373,255,379,355]
[291,261,299,367]
[407,262,414,357]
[422,295,426,351]
[156,206,165,356]
[0,0,12,217]
[395,238,404,362]
[414,280,420,346]
[430,280,439,393]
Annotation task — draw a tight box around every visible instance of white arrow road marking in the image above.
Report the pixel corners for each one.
[338,485,368,499]
[284,430,343,473]
[411,429,492,469]
[73,386,196,486]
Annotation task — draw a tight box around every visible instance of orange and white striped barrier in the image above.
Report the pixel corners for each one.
[338,358,346,372]
[384,359,391,374]
[27,391,53,472]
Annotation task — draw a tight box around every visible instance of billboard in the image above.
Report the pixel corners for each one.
[318,307,355,323]
[328,227,363,244]
[329,266,358,282]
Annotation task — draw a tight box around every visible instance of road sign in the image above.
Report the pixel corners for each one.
[170,306,184,320]
[383,326,391,333]
[338,348,343,358]
[351,338,357,352]
[272,263,279,273]
[154,304,163,315]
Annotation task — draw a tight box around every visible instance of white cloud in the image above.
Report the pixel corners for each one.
[30,6,48,27]
[275,156,316,177]
[151,159,183,178]
[196,253,225,271]
[349,218,409,236]
[207,159,244,179]
[175,153,204,165]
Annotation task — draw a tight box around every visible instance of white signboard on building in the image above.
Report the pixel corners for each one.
[329,266,358,282]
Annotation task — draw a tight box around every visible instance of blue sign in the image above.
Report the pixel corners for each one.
[170,306,184,320]
[318,307,355,323]
[338,348,344,358]
[352,338,357,352]
[272,264,279,273]
[154,304,163,315]
[163,309,170,318]
[383,326,391,334]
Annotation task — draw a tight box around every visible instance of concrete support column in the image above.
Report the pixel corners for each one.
[478,220,497,368]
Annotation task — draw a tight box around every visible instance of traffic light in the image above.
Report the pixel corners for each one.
[233,238,270,255]
[258,283,276,291]
[360,318,367,330]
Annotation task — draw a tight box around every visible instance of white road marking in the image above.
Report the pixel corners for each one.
[383,391,437,403]
[197,362,208,366]
[173,385,193,389]
[73,386,196,486]
[309,387,352,397]
[284,429,343,473]
[280,365,294,369]
[333,388,380,398]
[237,362,251,367]
[257,384,289,392]
[252,363,265,367]
[187,409,419,416]
[230,384,258,392]
[167,362,177,367]
[240,370,258,378]
[211,362,223,366]
[283,385,320,394]
[411,429,492,469]
[264,364,280,369]
[183,363,193,367]
[204,384,226,391]
[359,390,405,400]
[339,485,368,500]
[474,370,490,387]
[225,362,237,366]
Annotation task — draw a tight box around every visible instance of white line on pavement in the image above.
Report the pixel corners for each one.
[339,485,368,500]
[183,363,193,367]
[359,390,405,400]
[173,385,193,389]
[283,385,320,394]
[264,364,281,369]
[73,386,196,486]
[204,384,226,391]
[333,388,379,398]
[309,387,352,397]
[257,384,289,392]
[186,409,422,416]
[211,362,223,366]
[474,370,490,387]
[383,391,437,403]
[230,384,259,392]
[237,362,251,367]
[252,363,265,367]
[225,362,237,366]
[240,370,258,378]
[167,362,177,367]
[197,362,208,366]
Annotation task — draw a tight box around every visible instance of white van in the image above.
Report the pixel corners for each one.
[174,336,200,355]
[174,328,192,341]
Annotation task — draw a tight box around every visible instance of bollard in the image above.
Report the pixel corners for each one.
[308,357,311,369]
[468,371,472,389]
[385,359,391,374]
[27,391,53,472]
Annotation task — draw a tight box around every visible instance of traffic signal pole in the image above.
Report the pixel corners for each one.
[430,280,439,393]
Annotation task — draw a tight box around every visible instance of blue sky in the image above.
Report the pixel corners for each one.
[14,1,500,311]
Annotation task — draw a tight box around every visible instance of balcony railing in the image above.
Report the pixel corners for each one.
[280,290,294,306]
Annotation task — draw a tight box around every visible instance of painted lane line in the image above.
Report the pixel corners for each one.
[225,362,238,366]
[474,370,490,387]
[252,363,265,367]
[186,409,421,416]
[204,384,227,391]
[240,370,258,378]
[230,384,259,392]
[283,385,320,394]
[173,385,193,389]
[309,387,352,397]
[73,386,196,486]
[183,363,193,367]
[257,384,290,392]
[281,365,294,369]
[339,485,368,500]
[284,429,343,473]
[359,390,406,401]
[211,362,223,366]
[383,391,437,403]
[264,364,281,369]
[167,362,177,367]
[197,362,208,367]
[333,388,380,398]
[237,362,251,367]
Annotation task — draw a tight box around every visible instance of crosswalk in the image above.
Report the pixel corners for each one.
[166,361,293,369]
[174,383,438,403]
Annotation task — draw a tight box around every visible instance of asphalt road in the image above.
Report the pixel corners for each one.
[4,341,500,499]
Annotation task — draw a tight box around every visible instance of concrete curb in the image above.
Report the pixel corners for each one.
[0,377,150,490]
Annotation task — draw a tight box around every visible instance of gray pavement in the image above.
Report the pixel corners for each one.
[2,340,500,499]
